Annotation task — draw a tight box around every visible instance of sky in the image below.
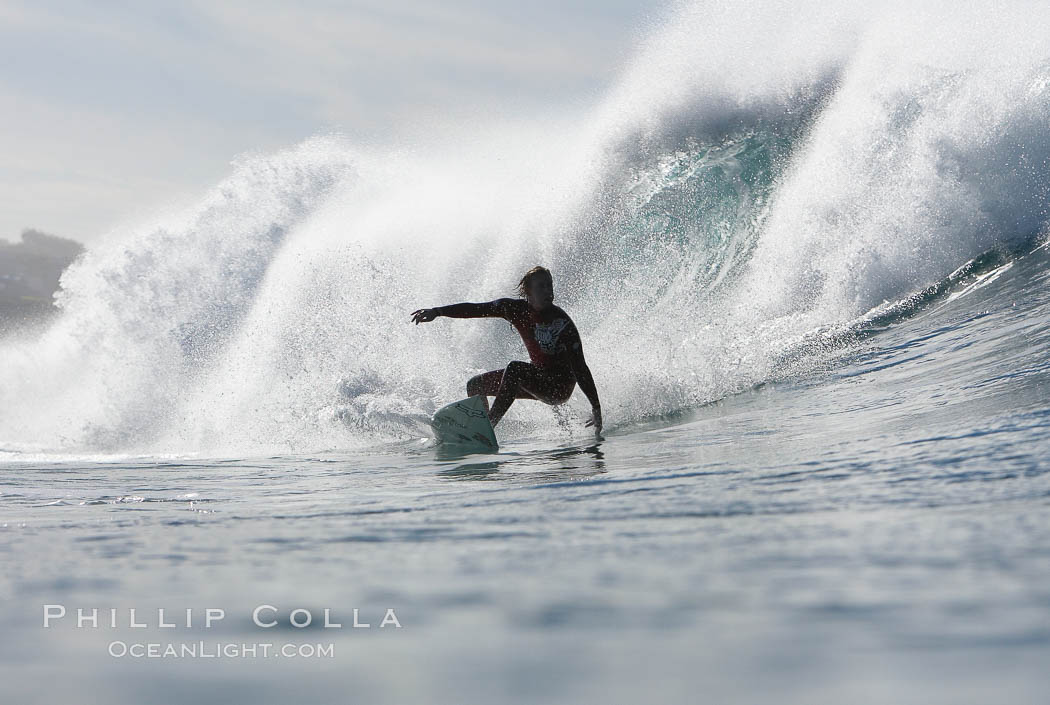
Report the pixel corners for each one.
[0,0,670,245]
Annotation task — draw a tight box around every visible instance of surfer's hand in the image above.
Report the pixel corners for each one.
[411,308,440,324]
[585,406,602,433]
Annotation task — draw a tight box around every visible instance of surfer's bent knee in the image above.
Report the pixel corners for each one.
[504,360,529,377]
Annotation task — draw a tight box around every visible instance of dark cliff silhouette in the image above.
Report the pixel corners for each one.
[0,229,84,332]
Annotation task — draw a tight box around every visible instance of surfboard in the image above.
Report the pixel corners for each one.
[430,395,499,451]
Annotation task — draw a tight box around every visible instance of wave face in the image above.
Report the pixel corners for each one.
[3,0,1050,456]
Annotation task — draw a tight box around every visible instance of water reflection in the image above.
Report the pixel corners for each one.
[437,441,607,482]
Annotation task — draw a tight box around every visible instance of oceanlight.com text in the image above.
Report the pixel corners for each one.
[108,641,336,659]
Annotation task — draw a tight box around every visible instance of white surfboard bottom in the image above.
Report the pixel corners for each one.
[430,395,499,450]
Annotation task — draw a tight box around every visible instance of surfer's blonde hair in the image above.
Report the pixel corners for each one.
[517,266,553,299]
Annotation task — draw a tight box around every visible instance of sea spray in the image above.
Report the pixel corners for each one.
[3,0,1050,456]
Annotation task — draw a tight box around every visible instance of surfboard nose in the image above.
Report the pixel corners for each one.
[430,395,499,451]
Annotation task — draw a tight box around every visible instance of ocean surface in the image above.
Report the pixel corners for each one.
[3,1,1050,702]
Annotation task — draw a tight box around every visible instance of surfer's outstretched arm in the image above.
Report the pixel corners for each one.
[567,329,602,433]
[411,299,513,324]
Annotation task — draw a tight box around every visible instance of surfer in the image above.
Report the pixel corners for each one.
[411,266,602,433]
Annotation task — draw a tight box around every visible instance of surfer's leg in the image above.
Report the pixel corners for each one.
[468,367,540,411]
[466,369,505,412]
[520,370,576,406]
[488,361,531,426]
[488,361,571,426]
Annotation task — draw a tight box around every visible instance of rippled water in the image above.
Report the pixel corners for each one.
[3,242,1048,704]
